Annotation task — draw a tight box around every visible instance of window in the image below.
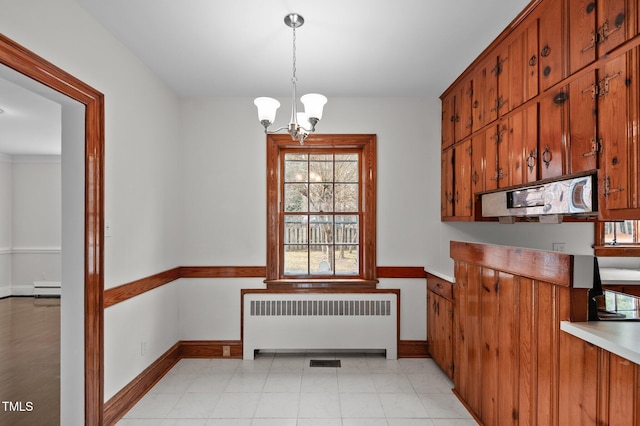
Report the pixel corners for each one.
[266,134,377,288]
[594,220,640,256]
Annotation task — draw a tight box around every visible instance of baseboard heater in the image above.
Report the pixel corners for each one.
[242,291,398,360]
[33,281,61,297]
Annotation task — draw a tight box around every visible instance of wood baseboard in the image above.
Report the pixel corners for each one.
[398,340,430,358]
[103,342,181,426]
[179,340,243,358]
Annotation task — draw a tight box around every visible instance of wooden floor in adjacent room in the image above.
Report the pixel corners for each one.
[0,297,60,426]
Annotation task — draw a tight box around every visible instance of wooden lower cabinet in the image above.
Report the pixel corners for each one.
[426,274,454,379]
[450,241,602,426]
[559,332,640,426]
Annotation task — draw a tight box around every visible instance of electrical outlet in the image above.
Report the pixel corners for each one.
[222,346,231,357]
[141,341,148,356]
[552,242,566,252]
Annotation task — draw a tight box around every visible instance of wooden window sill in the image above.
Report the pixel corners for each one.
[264,279,379,291]
[594,245,640,257]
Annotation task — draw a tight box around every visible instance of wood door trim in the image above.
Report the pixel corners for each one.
[0,35,106,424]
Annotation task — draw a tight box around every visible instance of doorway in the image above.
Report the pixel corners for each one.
[0,34,104,425]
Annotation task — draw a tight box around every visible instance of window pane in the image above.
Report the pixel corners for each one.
[310,215,333,244]
[284,153,308,182]
[335,184,358,212]
[310,245,334,275]
[335,245,359,275]
[284,215,307,244]
[335,154,359,183]
[604,220,639,245]
[284,183,308,212]
[335,215,359,244]
[284,244,308,275]
[309,183,333,212]
[309,154,333,183]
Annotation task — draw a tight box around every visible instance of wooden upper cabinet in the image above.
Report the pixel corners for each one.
[441,147,455,218]
[441,93,455,148]
[456,78,474,142]
[479,55,500,125]
[569,0,636,74]
[441,77,474,147]
[598,48,639,218]
[539,86,569,180]
[471,66,486,133]
[470,135,485,195]
[507,102,539,186]
[569,0,599,74]
[539,0,566,92]
[597,0,636,56]
[499,15,540,113]
[454,140,474,218]
[568,70,598,174]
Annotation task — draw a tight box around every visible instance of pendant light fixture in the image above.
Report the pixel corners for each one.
[254,13,327,145]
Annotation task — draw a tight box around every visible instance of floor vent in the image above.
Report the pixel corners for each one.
[310,360,341,368]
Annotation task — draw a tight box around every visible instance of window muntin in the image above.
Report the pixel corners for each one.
[282,152,360,276]
[603,220,640,245]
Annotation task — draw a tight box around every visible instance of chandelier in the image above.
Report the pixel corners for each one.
[254,13,327,145]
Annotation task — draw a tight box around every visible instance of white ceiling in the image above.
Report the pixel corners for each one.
[77,0,532,98]
[0,66,61,156]
[0,0,532,155]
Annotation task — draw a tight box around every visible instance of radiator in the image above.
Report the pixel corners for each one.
[33,281,61,297]
[242,292,398,360]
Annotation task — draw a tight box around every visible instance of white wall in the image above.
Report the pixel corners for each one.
[11,157,61,294]
[1,0,182,419]
[0,156,11,297]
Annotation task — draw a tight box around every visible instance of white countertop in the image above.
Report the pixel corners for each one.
[560,321,640,365]
[600,267,640,285]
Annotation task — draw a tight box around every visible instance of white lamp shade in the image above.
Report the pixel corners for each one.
[254,97,281,124]
[301,93,327,120]
[297,112,311,129]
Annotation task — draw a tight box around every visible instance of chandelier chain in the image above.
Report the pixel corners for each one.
[291,26,297,85]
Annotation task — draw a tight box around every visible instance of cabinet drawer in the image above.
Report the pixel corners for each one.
[427,274,453,300]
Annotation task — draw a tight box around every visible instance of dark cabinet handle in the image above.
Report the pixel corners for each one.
[541,44,551,57]
[542,146,552,169]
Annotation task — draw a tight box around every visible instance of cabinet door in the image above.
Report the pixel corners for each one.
[558,332,598,426]
[485,122,510,190]
[480,268,499,426]
[497,40,513,114]
[598,49,637,215]
[597,0,634,56]
[539,0,566,92]
[506,103,538,186]
[441,93,455,148]
[441,148,454,218]
[568,70,598,174]
[427,290,453,379]
[456,78,474,142]
[454,140,473,218]
[471,135,485,195]
[569,0,598,74]
[539,86,569,180]
[472,67,486,132]
[482,55,500,124]
[523,16,540,103]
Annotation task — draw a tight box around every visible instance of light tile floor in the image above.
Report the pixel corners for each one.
[116,352,478,426]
